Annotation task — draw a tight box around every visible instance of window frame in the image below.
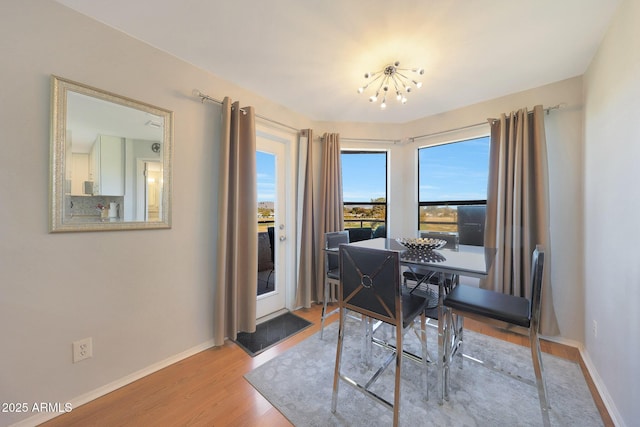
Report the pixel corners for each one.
[341,150,388,232]
[417,136,490,232]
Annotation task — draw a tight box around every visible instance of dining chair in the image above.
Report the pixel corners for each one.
[442,245,550,426]
[331,245,429,427]
[456,205,486,246]
[321,231,349,339]
[347,227,372,242]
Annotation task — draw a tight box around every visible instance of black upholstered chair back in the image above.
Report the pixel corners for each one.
[339,245,400,325]
[325,231,349,272]
[347,227,372,242]
[456,205,486,246]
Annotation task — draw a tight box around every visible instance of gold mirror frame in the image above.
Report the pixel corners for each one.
[50,76,173,232]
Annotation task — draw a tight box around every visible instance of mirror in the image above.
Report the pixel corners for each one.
[50,76,173,232]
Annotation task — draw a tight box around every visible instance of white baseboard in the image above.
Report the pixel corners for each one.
[542,335,623,426]
[11,339,216,427]
[578,349,624,427]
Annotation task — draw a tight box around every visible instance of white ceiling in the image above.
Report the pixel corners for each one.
[55,0,620,124]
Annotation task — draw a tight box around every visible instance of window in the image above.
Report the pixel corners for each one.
[341,151,387,236]
[418,136,490,234]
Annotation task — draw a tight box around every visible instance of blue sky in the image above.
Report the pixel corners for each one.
[257,137,490,203]
[341,152,387,202]
[418,136,490,201]
[256,151,275,202]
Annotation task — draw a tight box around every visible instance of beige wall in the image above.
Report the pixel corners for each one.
[1,0,631,425]
[583,0,640,425]
[0,2,310,426]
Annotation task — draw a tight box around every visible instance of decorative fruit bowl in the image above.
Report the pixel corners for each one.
[396,237,446,251]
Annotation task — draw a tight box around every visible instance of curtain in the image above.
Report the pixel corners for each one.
[295,129,316,308]
[315,132,344,302]
[213,97,258,346]
[484,105,559,336]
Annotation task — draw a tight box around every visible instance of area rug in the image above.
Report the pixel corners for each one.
[245,318,603,426]
[234,312,312,356]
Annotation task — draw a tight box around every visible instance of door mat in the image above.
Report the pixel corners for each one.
[234,312,312,357]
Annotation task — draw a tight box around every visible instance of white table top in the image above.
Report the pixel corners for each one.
[347,238,495,279]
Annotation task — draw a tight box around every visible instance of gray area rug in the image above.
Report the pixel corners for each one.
[245,318,602,426]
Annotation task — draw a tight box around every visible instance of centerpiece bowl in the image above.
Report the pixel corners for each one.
[396,237,446,252]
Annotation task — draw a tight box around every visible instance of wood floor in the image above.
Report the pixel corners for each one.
[42,304,612,427]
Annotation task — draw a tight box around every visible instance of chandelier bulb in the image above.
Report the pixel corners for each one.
[415,81,423,89]
[369,94,378,102]
[358,87,364,93]
[405,86,412,93]
[380,101,386,110]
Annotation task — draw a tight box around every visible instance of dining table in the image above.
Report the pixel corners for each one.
[344,237,497,403]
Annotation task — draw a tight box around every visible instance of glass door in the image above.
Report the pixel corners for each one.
[256,135,287,319]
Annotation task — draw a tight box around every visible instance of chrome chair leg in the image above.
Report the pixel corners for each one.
[321,279,330,339]
[331,308,346,413]
[530,330,551,427]
[421,311,429,401]
[392,322,402,427]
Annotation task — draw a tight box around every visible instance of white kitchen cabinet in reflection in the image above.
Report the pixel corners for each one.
[90,135,124,196]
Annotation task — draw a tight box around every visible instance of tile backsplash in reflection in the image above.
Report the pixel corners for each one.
[67,196,124,219]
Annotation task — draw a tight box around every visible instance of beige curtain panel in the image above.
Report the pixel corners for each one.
[213,97,258,346]
[295,129,316,308]
[484,105,559,336]
[315,132,344,302]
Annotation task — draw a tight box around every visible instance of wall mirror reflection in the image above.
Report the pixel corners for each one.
[50,76,173,232]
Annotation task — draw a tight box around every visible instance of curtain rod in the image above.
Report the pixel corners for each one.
[194,89,564,144]
[409,103,564,143]
[192,89,301,133]
[320,135,401,144]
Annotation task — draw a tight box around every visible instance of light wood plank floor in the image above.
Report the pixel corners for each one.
[42,304,612,426]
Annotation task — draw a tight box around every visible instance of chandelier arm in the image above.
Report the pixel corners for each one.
[394,70,413,82]
[393,75,404,93]
[360,73,384,93]
[374,76,387,96]
[390,75,402,94]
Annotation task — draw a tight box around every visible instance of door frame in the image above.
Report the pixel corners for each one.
[255,121,298,321]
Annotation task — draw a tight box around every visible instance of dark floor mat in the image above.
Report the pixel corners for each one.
[234,312,312,356]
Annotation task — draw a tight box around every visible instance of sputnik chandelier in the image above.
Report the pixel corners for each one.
[358,61,424,109]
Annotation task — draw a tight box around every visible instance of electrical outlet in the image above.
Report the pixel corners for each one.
[592,320,598,338]
[73,337,93,363]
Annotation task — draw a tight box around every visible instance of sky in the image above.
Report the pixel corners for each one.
[418,136,490,202]
[341,152,387,202]
[257,136,490,203]
[256,150,275,202]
